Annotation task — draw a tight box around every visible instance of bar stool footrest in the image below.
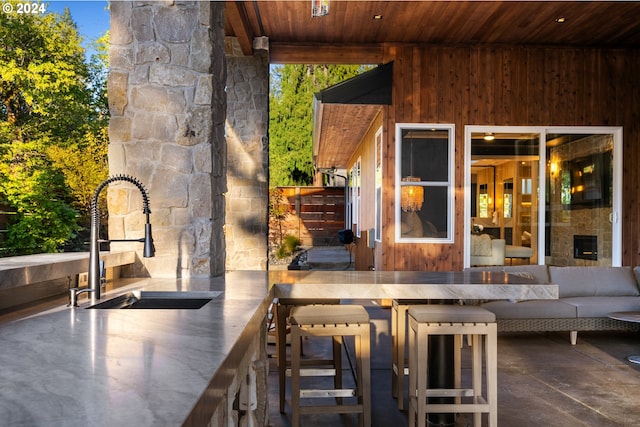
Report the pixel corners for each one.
[300,388,356,398]
[423,388,486,398]
[421,403,491,413]
[287,367,338,377]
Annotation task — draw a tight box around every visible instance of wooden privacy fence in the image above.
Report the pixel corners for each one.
[272,187,346,246]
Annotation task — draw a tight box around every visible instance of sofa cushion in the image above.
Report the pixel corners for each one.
[548,266,640,298]
[482,300,576,319]
[562,296,640,318]
[471,234,492,256]
[504,245,534,259]
[633,266,640,285]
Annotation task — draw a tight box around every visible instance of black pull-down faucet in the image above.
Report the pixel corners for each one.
[69,175,154,306]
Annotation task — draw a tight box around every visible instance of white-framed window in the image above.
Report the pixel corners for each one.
[395,123,455,243]
[375,127,383,242]
[346,167,354,228]
[347,160,361,236]
[354,157,361,237]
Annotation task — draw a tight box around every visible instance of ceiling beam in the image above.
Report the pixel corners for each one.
[225,1,254,56]
[269,43,386,64]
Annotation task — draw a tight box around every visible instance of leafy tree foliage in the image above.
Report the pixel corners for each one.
[269,64,370,187]
[0,2,108,254]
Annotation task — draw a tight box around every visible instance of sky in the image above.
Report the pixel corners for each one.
[45,1,110,59]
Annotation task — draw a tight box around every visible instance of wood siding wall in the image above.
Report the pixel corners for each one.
[348,112,383,270]
[367,45,640,271]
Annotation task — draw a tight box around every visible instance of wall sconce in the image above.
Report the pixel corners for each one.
[401,176,424,212]
[550,161,558,176]
[312,0,330,17]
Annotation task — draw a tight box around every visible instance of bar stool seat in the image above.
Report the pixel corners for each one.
[289,304,371,427]
[408,305,497,427]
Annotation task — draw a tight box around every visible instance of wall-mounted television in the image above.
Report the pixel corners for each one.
[561,150,612,209]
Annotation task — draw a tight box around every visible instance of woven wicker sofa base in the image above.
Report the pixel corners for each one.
[497,317,640,333]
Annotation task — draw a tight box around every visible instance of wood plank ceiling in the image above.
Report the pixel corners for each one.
[227,1,640,59]
[225,1,640,169]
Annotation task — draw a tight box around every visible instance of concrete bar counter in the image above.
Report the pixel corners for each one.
[0,270,557,426]
[0,271,272,427]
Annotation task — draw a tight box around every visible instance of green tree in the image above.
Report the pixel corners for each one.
[269,64,370,187]
[49,32,110,236]
[0,3,108,254]
[0,140,78,254]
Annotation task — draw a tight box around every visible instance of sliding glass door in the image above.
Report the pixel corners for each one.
[465,126,622,267]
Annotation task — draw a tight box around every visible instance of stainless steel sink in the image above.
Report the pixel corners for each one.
[87,291,222,309]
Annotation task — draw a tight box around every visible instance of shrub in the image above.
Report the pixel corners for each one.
[276,234,301,259]
[283,234,301,252]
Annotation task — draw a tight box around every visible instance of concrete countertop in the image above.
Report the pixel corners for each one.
[0,271,271,427]
[269,270,558,300]
[0,252,136,290]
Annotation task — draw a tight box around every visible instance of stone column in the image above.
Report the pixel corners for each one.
[225,38,269,270]
[108,1,226,277]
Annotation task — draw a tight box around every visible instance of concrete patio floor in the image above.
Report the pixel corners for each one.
[267,248,640,426]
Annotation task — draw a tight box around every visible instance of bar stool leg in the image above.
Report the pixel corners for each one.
[396,303,407,410]
[454,334,462,405]
[391,301,399,398]
[333,335,343,405]
[472,333,482,426]
[276,302,289,413]
[290,322,302,427]
[408,317,417,426]
[357,324,372,427]
[487,323,498,427]
[416,324,428,427]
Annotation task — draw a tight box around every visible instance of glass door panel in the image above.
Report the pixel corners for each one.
[545,132,616,266]
[469,130,540,265]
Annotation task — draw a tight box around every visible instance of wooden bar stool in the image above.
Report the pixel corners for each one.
[391,299,428,410]
[275,298,340,413]
[289,304,371,427]
[407,305,497,427]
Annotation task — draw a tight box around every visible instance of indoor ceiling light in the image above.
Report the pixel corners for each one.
[484,132,495,141]
[555,17,566,23]
[373,14,383,20]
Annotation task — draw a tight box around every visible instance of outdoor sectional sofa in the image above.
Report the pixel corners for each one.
[465,264,640,344]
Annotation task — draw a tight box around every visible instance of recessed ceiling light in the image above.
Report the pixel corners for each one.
[373,14,383,20]
[555,17,566,23]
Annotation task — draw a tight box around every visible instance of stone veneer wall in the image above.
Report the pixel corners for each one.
[225,38,269,270]
[108,1,226,277]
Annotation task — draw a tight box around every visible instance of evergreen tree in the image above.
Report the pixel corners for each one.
[269,64,370,187]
